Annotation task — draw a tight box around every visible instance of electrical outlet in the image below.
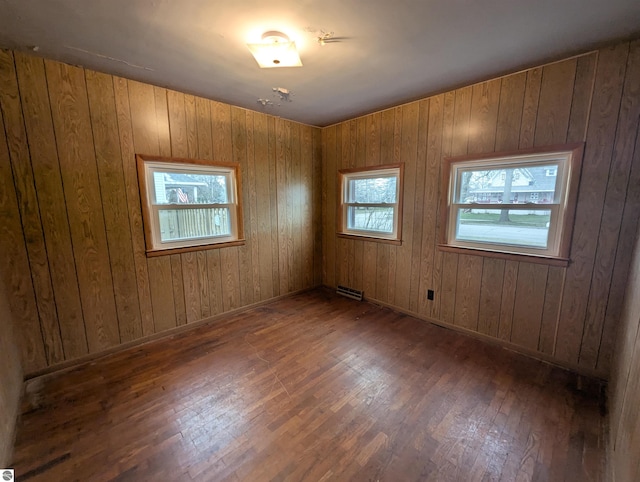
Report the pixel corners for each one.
[427,289,434,301]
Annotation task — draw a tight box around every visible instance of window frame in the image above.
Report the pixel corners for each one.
[136,154,244,256]
[439,143,584,266]
[337,163,404,244]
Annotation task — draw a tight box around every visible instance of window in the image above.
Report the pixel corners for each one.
[137,155,244,255]
[440,144,584,265]
[338,164,404,243]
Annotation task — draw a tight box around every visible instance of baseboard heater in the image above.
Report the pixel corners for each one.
[336,285,363,301]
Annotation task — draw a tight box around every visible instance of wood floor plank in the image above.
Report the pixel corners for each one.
[11,289,605,482]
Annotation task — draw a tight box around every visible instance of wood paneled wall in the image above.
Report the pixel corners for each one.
[609,222,640,482]
[0,273,22,466]
[0,50,322,376]
[322,39,640,378]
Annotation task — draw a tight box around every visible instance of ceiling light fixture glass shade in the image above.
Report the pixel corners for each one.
[247,31,302,68]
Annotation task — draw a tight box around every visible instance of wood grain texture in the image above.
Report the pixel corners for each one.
[608,221,640,482]
[254,112,275,300]
[394,102,419,309]
[0,51,320,374]
[246,112,262,301]
[538,266,565,355]
[86,70,142,344]
[599,62,640,374]
[112,76,155,337]
[581,40,640,370]
[409,100,429,313]
[498,261,519,341]
[477,258,505,337]
[312,127,323,287]
[231,106,254,306]
[495,72,526,151]
[556,43,629,366]
[511,263,548,350]
[0,275,22,467]
[10,290,606,482]
[467,79,500,154]
[0,51,51,370]
[567,53,598,143]
[128,80,178,335]
[418,95,443,317]
[14,52,81,362]
[322,39,640,378]
[453,254,483,330]
[2,36,640,380]
[519,68,542,149]
[170,255,187,326]
[45,59,120,352]
[534,59,577,146]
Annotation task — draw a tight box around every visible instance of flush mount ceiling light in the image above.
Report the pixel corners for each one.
[247,31,302,68]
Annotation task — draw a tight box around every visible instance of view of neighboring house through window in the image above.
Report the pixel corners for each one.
[338,164,404,243]
[137,155,244,255]
[440,144,584,264]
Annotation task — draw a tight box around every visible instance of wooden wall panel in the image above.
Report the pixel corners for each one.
[322,40,640,378]
[312,127,323,287]
[86,70,143,343]
[477,258,505,337]
[534,59,576,146]
[128,81,177,333]
[0,51,321,375]
[14,52,81,362]
[418,95,443,318]
[0,51,53,369]
[511,263,548,350]
[245,112,261,302]
[231,106,254,306]
[608,222,640,482]
[0,274,22,467]
[2,37,639,381]
[409,100,429,313]
[112,76,155,337]
[0,103,46,374]
[556,43,629,366]
[254,112,275,300]
[45,60,120,352]
[394,102,419,309]
[583,41,640,371]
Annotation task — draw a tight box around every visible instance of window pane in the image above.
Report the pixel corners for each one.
[159,207,231,242]
[455,208,551,248]
[457,164,559,204]
[347,176,397,203]
[153,171,228,205]
[347,206,394,233]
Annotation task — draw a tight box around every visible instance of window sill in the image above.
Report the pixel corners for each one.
[146,239,246,257]
[437,244,570,267]
[337,232,402,246]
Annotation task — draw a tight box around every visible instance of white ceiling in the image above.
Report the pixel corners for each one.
[1,0,639,127]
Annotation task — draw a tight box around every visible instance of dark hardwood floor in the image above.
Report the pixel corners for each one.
[11,289,605,481]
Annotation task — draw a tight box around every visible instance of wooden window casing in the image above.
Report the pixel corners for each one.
[137,154,244,256]
[337,164,404,245]
[439,144,584,266]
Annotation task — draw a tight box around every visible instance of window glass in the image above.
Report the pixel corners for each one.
[455,208,551,249]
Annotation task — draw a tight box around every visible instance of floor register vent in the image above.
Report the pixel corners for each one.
[336,285,363,301]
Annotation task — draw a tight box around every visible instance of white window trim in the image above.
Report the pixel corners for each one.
[337,164,404,244]
[137,155,244,256]
[439,144,584,266]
